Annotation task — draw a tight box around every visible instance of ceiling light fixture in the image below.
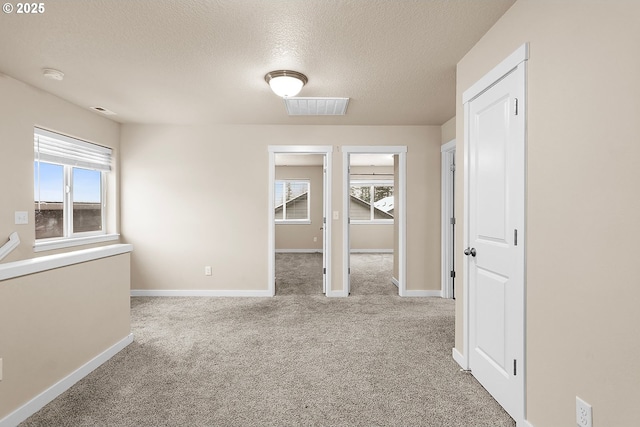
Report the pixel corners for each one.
[42,68,64,81]
[264,70,308,98]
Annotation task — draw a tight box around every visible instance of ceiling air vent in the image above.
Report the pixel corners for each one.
[90,106,117,116]
[284,97,349,116]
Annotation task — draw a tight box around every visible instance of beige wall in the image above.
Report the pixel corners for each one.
[0,75,121,262]
[0,253,131,420]
[455,1,640,426]
[120,125,442,292]
[440,116,456,144]
[350,224,393,251]
[275,165,323,251]
[0,75,129,421]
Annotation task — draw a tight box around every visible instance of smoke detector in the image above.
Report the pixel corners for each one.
[90,106,117,116]
[42,68,64,81]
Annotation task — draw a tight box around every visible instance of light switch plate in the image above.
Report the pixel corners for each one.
[15,211,28,225]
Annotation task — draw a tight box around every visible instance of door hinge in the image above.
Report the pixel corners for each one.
[514,229,518,246]
[323,217,326,224]
[513,359,517,376]
[450,163,456,172]
[348,267,351,274]
[348,217,351,224]
[450,217,456,225]
[323,268,326,274]
[450,270,456,278]
[514,98,519,116]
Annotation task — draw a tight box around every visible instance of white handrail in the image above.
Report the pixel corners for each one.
[0,232,20,262]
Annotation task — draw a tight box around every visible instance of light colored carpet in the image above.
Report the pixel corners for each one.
[21,254,514,426]
[276,253,396,296]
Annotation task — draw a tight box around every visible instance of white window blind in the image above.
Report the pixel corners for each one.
[34,128,112,171]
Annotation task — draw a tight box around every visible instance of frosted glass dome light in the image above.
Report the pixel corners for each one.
[265,70,308,98]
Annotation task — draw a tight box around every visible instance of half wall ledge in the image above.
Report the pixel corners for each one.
[0,243,133,281]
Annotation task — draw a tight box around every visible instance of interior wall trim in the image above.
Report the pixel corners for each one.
[130,290,272,297]
[0,333,134,427]
[275,249,322,253]
[402,290,441,297]
[452,348,468,370]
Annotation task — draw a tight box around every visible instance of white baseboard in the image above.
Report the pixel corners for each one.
[275,249,322,253]
[350,249,393,253]
[326,289,348,297]
[452,347,468,370]
[391,277,399,288]
[0,333,134,427]
[403,289,441,297]
[130,289,272,297]
[519,420,534,427]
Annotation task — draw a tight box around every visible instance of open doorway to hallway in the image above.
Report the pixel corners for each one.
[348,153,396,296]
[342,146,407,297]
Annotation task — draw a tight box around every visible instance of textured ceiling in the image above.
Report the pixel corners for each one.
[0,0,514,125]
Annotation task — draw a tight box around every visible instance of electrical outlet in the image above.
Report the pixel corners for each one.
[0,358,3,381]
[204,266,212,276]
[313,237,317,242]
[576,396,592,427]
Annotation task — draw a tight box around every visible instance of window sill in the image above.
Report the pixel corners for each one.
[275,220,312,225]
[350,221,394,225]
[34,234,120,252]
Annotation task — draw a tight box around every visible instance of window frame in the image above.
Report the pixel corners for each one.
[34,161,108,241]
[349,180,394,224]
[274,179,311,225]
[33,128,115,251]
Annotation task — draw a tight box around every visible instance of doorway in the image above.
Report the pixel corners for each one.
[348,153,396,295]
[342,146,407,296]
[268,146,333,297]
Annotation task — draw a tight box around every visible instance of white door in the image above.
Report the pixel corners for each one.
[466,64,525,421]
[441,141,456,299]
[345,153,351,295]
[322,155,328,294]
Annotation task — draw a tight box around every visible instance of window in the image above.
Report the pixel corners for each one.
[34,128,111,241]
[274,180,310,223]
[350,181,394,222]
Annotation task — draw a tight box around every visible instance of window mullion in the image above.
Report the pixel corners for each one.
[370,185,375,221]
[281,182,287,220]
[101,171,106,233]
[64,166,72,237]
[307,182,311,223]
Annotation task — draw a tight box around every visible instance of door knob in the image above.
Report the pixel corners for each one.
[464,247,476,257]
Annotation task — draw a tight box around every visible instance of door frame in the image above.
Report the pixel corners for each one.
[440,139,455,299]
[268,145,333,297]
[342,145,407,296]
[461,43,528,423]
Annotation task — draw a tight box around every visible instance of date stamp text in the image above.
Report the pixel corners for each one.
[3,3,46,14]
